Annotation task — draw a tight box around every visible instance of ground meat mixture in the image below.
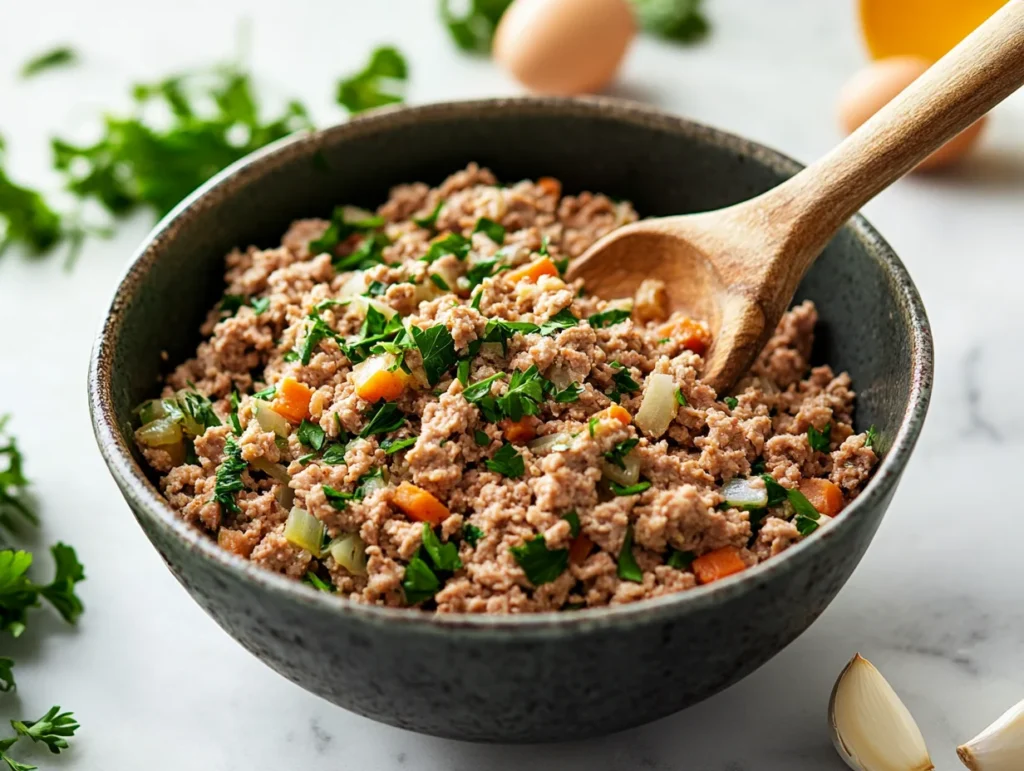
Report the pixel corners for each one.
[134,165,879,613]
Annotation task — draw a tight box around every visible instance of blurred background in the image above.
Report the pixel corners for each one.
[1,1,1022,769]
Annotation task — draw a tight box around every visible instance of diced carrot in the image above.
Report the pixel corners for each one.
[353,355,409,402]
[273,377,314,424]
[569,533,593,565]
[499,417,538,444]
[798,478,845,517]
[537,176,562,199]
[692,546,747,585]
[594,404,632,426]
[506,257,558,284]
[393,481,449,526]
[656,316,712,356]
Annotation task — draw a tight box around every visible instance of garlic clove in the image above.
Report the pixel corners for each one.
[829,653,934,771]
[957,698,1024,770]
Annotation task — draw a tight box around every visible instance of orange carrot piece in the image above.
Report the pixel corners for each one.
[273,377,314,424]
[798,478,845,517]
[353,356,409,402]
[393,481,449,525]
[537,176,562,198]
[506,257,558,284]
[594,404,632,426]
[499,417,538,444]
[692,546,747,585]
[656,316,712,356]
[569,533,593,565]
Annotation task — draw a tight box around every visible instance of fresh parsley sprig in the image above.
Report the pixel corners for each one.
[336,46,408,114]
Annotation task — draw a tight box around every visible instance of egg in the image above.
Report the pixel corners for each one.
[493,0,636,95]
[837,56,986,171]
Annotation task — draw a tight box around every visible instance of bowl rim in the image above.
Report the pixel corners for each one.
[88,95,933,636]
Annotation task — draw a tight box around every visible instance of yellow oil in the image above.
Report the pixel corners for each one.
[859,0,1007,61]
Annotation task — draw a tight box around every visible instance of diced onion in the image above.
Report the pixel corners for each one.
[601,454,640,486]
[348,295,397,320]
[253,400,291,438]
[722,477,768,508]
[338,271,368,298]
[174,389,207,437]
[135,416,184,448]
[634,373,680,438]
[527,432,573,454]
[249,456,291,484]
[329,533,368,576]
[284,507,325,556]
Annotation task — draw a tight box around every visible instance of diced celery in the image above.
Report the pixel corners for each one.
[601,453,640,486]
[722,477,768,509]
[329,533,368,576]
[135,416,183,448]
[284,507,325,556]
[253,399,291,438]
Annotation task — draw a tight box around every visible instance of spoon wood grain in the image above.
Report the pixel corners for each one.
[568,0,1024,393]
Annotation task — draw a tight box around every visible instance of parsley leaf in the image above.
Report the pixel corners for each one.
[466,255,506,288]
[539,307,579,336]
[724,396,738,410]
[603,437,638,470]
[250,296,271,316]
[360,402,407,438]
[462,524,484,546]
[666,549,695,569]
[588,417,599,438]
[606,361,641,402]
[498,365,546,421]
[227,392,242,436]
[412,324,457,386]
[482,318,540,353]
[807,423,831,453]
[553,382,584,403]
[11,704,79,755]
[440,0,514,53]
[381,436,417,455]
[303,571,334,593]
[485,443,525,478]
[219,294,245,316]
[421,523,462,572]
[674,387,687,407]
[212,438,246,514]
[422,232,471,263]
[0,657,13,693]
[865,425,878,449]
[38,543,85,624]
[309,206,385,256]
[323,485,357,510]
[297,419,326,451]
[402,555,440,605]
[412,200,444,229]
[473,216,505,244]
[336,46,408,113]
[0,420,37,532]
[0,140,65,259]
[563,510,580,538]
[617,525,643,582]
[178,387,221,433]
[759,474,788,507]
[633,0,710,43]
[20,46,78,78]
[609,479,651,496]
[788,488,821,535]
[473,429,491,447]
[509,536,568,586]
[429,273,450,291]
[588,308,631,329]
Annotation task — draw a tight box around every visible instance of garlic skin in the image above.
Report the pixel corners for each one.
[957,698,1024,770]
[829,654,934,771]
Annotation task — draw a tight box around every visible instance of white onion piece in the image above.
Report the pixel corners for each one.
[722,477,768,509]
[348,296,397,320]
[634,373,679,438]
[337,271,368,298]
[284,507,325,557]
[253,400,291,438]
[249,456,290,484]
[527,432,573,454]
[330,533,368,576]
[601,453,640,486]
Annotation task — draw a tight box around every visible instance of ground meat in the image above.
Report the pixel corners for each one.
[135,165,879,614]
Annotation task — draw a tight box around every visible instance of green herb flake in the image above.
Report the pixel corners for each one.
[212,437,246,514]
[497,365,546,421]
[219,293,245,316]
[759,473,788,507]
[412,324,457,386]
[336,46,408,114]
[412,200,444,229]
[485,442,525,478]
[20,46,78,79]
[303,571,334,593]
[588,417,599,438]
[674,387,688,407]
[251,296,271,316]
[539,307,579,336]
[321,443,348,465]
[563,510,580,538]
[462,523,484,546]
[402,555,441,605]
[666,549,696,570]
[553,382,584,403]
[509,536,568,586]
[473,217,505,244]
[421,523,462,572]
[865,425,878,449]
[421,232,471,264]
[603,437,638,470]
[297,419,326,451]
[440,0,514,53]
[323,484,357,511]
[633,0,710,43]
[609,479,652,497]
[588,308,631,329]
[807,423,831,453]
[617,525,643,583]
[724,396,738,410]
[473,429,491,447]
[228,391,242,436]
[429,273,450,291]
[381,436,417,455]
[360,401,407,438]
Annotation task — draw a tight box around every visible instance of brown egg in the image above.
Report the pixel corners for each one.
[493,0,636,95]
[837,56,986,171]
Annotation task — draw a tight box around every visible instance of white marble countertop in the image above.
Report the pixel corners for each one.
[2,1,1023,768]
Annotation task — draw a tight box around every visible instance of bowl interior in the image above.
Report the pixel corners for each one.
[100,96,927,588]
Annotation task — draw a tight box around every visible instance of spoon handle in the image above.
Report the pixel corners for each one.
[765,0,1024,260]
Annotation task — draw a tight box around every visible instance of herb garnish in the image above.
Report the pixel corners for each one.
[336,46,408,113]
[440,0,514,53]
[498,365,546,421]
[473,430,491,447]
[485,443,525,478]
[790,489,822,535]
[212,438,246,513]
[666,549,696,569]
[609,479,651,496]
[308,205,386,257]
[297,419,326,451]
[412,324,457,385]
[227,392,242,436]
[323,485,357,511]
[462,524,484,546]
[807,423,831,453]
[466,255,507,288]
[473,216,505,244]
[321,444,347,465]
[538,307,579,336]
[865,425,878,449]
[381,436,417,455]
[303,571,334,593]
[429,273,450,291]
[251,296,271,316]
[20,46,78,78]
[724,396,738,410]
[421,523,462,572]
[633,0,710,42]
[617,525,643,582]
[552,382,584,403]
[412,200,444,229]
[674,387,687,407]
[509,536,568,586]
[606,361,641,402]
[402,555,441,605]
[402,522,463,605]
[603,438,639,470]
[360,402,407,438]
[179,387,221,433]
[588,308,631,329]
[422,232,472,264]
[482,318,540,353]
[563,510,580,538]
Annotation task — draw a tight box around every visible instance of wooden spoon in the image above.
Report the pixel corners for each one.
[568,0,1024,393]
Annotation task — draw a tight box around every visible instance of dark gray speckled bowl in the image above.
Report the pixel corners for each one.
[88,97,932,743]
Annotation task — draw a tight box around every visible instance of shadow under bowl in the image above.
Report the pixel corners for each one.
[88,97,933,743]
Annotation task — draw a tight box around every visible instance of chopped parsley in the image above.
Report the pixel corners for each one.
[462,523,484,546]
[297,419,326,451]
[421,523,462,572]
[429,273,450,291]
[251,296,271,316]
[440,0,513,53]
[321,443,348,465]
[219,294,245,316]
[473,429,491,447]
[212,438,246,514]
[563,510,580,538]
[472,216,505,244]
[588,417,599,438]
[538,308,579,336]
[807,423,831,453]
[606,361,641,403]
[323,485,357,510]
[297,452,317,465]
[333,231,390,272]
[588,308,631,329]
[481,317,540,353]
[403,521,463,605]
[657,337,671,345]
[724,396,738,410]
[178,387,221,433]
[865,425,878,449]
[456,357,471,386]
[609,479,651,497]
[466,256,507,288]
[402,555,441,605]
[303,571,334,593]
[789,488,821,535]
[360,402,407,438]
[307,205,384,255]
[412,324,457,385]
[509,536,568,586]
[364,280,388,297]
[412,200,444,229]
[336,45,408,114]
[553,382,584,403]
[633,0,710,43]
[297,313,341,365]
[603,437,638,470]
[674,387,687,407]
[20,46,78,78]
[666,549,696,570]
[759,474,788,507]
[422,232,471,263]
[485,443,525,478]
[498,365,546,421]
[227,391,242,436]
[617,526,643,583]
[381,436,417,454]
